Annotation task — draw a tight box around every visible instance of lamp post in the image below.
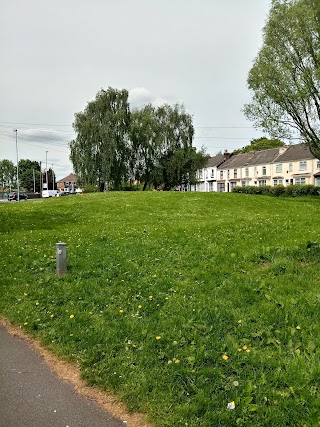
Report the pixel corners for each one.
[13,129,19,201]
[45,151,48,190]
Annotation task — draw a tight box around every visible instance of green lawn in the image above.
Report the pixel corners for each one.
[1,192,320,426]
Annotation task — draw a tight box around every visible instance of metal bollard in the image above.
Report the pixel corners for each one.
[56,242,67,276]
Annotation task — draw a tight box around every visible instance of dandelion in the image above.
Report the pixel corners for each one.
[227,401,236,410]
[23,322,28,326]
[222,354,229,361]
[50,314,54,318]
[148,295,153,300]
[237,320,242,324]
[296,325,301,330]
[245,349,251,353]
[69,314,75,319]
[35,301,39,306]
[119,309,124,314]
[156,335,161,340]
[175,359,180,364]
[242,345,248,350]
[138,305,142,309]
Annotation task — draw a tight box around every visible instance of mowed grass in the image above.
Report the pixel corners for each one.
[1,192,320,426]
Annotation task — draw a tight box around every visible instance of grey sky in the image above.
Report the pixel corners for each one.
[1,0,271,179]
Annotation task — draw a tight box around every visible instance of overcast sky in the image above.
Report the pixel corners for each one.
[1,0,271,180]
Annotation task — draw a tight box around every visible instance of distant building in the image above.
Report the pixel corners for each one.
[56,173,79,192]
[194,143,320,192]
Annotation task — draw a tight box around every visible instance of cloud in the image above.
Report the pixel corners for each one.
[19,128,72,144]
[128,87,171,109]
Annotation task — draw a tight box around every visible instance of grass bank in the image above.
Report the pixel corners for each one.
[1,192,320,426]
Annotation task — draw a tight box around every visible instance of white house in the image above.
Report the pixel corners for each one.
[195,143,320,192]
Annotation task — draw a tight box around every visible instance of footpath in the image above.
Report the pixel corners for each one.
[0,325,126,427]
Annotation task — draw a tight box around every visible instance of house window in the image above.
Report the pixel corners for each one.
[273,179,283,186]
[262,166,266,175]
[242,180,250,186]
[220,171,224,179]
[276,164,282,173]
[211,169,214,178]
[230,181,237,189]
[289,163,293,172]
[299,161,307,171]
[259,180,267,187]
[317,161,320,169]
[295,177,306,185]
[217,183,225,192]
[245,168,249,177]
[234,169,237,178]
[208,182,214,192]
[199,170,203,179]
[227,170,230,179]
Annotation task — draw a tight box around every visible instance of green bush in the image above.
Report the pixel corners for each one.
[232,184,320,197]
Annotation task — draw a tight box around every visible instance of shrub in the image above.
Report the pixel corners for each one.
[232,184,320,197]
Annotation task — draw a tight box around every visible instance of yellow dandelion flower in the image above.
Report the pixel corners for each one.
[237,320,242,324]
[222,354,229,361]
[148,295,153,300]
[50,314,54,318]
[70,333,74,336]
[156,335,161,340]
[242,345,248,350]
[138,305,142,309]
[69,314,75,319]
[245,349,251,353]
[119,309,124,314]
[23,292,28,296]
[35,302,39,306]
[23,322,28,326]
[296,325,301,330]
[175,359,180,364]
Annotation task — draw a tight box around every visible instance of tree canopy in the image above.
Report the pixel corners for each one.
[70,87,207,190]
[244,0,320,158]
[233,137,285,154]
[0,160,15,189]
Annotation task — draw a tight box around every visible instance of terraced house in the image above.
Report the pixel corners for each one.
[194,143,320,192]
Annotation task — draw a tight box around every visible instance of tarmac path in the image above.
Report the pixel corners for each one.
[0,325,126,427]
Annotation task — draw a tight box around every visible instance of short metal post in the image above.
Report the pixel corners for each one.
[56,242,67,276]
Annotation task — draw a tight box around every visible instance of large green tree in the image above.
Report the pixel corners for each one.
[129,103,203,189]
[18,159,41,191]
[70,87,131,191]
[234,137,285,154]
[244,0,320,158]
[0,160,15,189]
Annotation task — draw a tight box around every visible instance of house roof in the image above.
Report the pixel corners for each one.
[217,143,318,170]
[276,143,316,162]
[217,152,255,169]
[57,173,78,183]
[206,154,225,167]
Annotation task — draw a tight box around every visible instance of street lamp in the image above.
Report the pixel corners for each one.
[45,151,48,190]
[13,129,19,201]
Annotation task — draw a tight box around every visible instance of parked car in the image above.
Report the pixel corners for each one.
[8,191,28,201]
[42,190,58,198]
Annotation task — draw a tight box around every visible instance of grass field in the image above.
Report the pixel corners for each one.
[1,192,320,426]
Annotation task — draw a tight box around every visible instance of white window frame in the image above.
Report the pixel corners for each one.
[275,164,282,173]
[262,166,267,175]
[299,161,307,171]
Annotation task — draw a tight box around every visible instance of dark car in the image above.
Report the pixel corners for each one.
[8,191,28,201]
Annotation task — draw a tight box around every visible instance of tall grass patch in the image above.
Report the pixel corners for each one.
[1,193,320,426]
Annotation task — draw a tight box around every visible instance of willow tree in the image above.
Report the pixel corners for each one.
[129,103,204,190]
[244,0,320,158]
[70,87,131,190]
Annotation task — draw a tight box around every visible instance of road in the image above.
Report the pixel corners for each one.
[0,326,125,427]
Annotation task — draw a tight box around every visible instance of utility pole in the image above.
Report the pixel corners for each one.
[52,164,54,190]
[33,169,36,193]
[14,129,19,201]
[45,151,48,190]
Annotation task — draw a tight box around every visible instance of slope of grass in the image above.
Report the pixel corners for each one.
[1,192,320,426]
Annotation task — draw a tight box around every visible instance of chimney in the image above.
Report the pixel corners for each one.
[224,150,231,160]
